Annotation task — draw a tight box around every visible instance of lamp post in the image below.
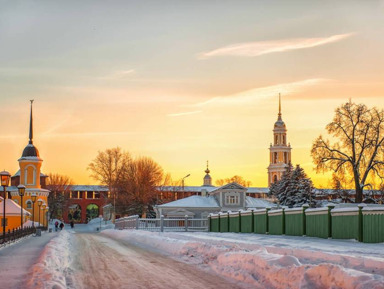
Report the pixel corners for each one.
[0,171,11,239]
[182,174,190,191]
[42,204,46,228]
[31,193,37,228]
[45,206,49,228]
[18,185,26,229]
[37,200,42,228]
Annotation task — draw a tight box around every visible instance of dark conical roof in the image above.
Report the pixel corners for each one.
[22,144,40,158]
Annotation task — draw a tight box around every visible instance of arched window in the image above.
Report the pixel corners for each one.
[275,135,278,145]
[274,152,278,163]
[26,200,32,209]
[25,165,36,186]
[283,135,286,145]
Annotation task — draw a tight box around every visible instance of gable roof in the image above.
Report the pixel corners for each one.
[245,197,275,208]
[210,182,247,194]
[0,197,32,216]
[156,195,219,208]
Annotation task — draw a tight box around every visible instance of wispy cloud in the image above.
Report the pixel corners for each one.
[167,110,203,117]
[99,69,135,80]
[198,33,354,59]
[188,78,330,107]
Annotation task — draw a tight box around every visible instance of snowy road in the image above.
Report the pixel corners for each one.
[71,233,248,289]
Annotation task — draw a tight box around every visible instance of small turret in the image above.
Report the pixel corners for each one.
[203,161,213,186]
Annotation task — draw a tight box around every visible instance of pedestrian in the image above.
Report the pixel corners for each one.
[70,221,74,229]
[59,222,64,230]
[55,221,59,232]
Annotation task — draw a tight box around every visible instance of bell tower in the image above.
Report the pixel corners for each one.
[11,100,49,224]
[267,94,292,186]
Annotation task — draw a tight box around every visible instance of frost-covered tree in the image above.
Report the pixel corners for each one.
[269,165,315,208]
[311,101,384,203]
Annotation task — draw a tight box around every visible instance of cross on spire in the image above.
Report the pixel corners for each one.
[278,93,282,121]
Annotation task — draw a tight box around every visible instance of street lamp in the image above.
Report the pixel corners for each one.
[42,204,46,228]
[0,170,11,239]
[18,185,26,229]
[31,193,37,228]
[182,174,190,191]
[45,206,49,228]
[37,200,42,228]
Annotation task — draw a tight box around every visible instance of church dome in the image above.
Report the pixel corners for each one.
[22,144,40,158]
[274,119,286,128]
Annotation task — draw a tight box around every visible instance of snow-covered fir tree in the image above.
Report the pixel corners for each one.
[269,164,316,208]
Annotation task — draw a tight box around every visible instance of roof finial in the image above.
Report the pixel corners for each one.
[29,100,34,144]
[205,160,210,174]
[278,93,282,121]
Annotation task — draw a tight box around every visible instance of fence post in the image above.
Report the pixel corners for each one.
[266,208,271,234]
[358,204,364,242]
[207,214,211,232]
[160,215,164,232]
[185,215,188,232]
[327,204,335,238]
[302,204,309,236]
[135,216,139,230]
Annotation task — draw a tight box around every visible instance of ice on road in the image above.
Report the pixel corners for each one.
[71,233,247,289]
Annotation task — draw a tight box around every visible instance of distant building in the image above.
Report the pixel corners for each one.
[267,94,292,186]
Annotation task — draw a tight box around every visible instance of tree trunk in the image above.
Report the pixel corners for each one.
[355,183,363,203]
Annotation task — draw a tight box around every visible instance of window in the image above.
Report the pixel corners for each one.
[273,175,278,183]
[26,201,32,209]
[225,193,240,205]
[14,199,19,204]
[274,152,278,163]
[275,135,278,145]
[283,135,286,145]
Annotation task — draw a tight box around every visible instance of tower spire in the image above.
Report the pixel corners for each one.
[205,160,210,174]
[278,93,282,121]
[29,100,34,144]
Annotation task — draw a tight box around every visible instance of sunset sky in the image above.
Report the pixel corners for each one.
[1,1,384,187]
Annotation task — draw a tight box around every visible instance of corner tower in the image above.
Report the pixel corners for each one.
[267,94,292,186]
[11,100,49,224]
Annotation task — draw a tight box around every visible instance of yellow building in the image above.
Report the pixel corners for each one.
[267,95,292,186]
[9,101,50,226]
[0,197,31,232]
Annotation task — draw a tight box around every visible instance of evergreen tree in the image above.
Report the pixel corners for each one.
[269,165,316,208]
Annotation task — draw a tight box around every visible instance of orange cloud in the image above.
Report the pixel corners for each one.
[198,33,355,59]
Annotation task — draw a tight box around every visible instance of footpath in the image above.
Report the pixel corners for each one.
[0,229,58,289]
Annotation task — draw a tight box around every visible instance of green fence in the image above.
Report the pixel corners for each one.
[331,207,361,241]
[208,204,384,243]
[268,209,285,235]
[253,209,268,234]
[362,208,384,243]
[209,214,220,232]
[240,210,253,233]
[285,206,307,236]
[305,207,332,239]
[229,212,240,233]
[219,213,229,233]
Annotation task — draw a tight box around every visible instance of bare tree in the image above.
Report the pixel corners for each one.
[88,147,131,211]
[116,156,164,217]
[216,175,252,187]
[46,173,73,220]
[311,101,384,203]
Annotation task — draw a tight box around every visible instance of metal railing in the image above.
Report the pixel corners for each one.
[115,215,208,232]
[0,226,37,246]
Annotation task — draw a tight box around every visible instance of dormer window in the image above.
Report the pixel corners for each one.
[225,192,240,205]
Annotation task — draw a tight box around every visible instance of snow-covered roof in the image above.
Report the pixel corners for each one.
[71,185,109,192]
[0,197,32,216]
[157,195,219,208]
[158,186,217,193]
[245,197,275,208]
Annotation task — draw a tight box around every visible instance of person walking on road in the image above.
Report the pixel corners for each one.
[55,221,59,232]
[59,222,64,230]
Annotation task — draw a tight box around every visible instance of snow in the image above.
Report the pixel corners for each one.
[27,230,75,289]
[0,197,31,215]
[102,230,384,289]
[245,196,275,208]
[157,195,220,208]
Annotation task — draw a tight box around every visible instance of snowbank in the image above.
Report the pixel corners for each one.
[102,230,384,289]
[27,231,75,289]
